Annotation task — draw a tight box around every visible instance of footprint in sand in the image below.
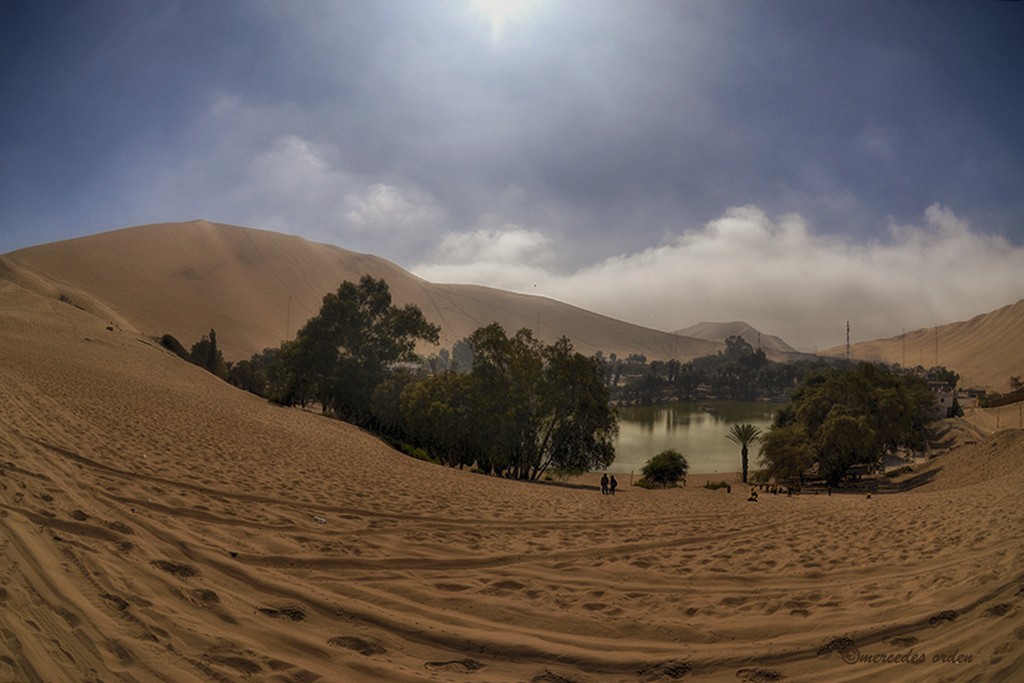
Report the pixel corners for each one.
[150,560,199,577]
[424,658,484,673]
[328,636,387,656]
[257,605,305,621]
[736,667,784,682]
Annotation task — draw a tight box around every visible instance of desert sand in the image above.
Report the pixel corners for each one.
[2,252,1023,682]
[0,221,720,363]
[824,298,1024,393]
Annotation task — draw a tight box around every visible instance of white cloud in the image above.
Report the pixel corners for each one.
[414,204,1024,352]
[415,224,554,291]
[343,182,445,234]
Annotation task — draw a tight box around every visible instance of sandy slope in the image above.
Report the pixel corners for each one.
[2,267,1023,681]
[0,221,719,363]
[823,299,1024,392]
[674,321,797,355]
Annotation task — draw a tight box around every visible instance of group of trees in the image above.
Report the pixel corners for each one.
[758,363,936,486]
[610,335,821,404]
[174,276,953,491]
[223,276,617,480]
[379,324,618,479]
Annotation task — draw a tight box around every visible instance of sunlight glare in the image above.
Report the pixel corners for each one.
[468,0,538,38]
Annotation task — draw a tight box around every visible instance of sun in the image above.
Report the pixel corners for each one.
[467,0,538,38]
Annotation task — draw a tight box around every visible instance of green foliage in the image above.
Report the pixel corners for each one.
[639,449,689,488]
[757,423,816,483]
[189,328,226,378]
[398,371,476,468]
[725,423,762,483]
[227,346,296,402]
[465,325,617,479]
[392,325,618,480]
[613,335,826,404]
[280,275,440,424]
[222,278,616,480]
[759,363,935,486]
[703,480,731,491]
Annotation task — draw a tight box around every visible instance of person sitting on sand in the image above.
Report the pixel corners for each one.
[748,488,759,502]
[600,472,609,495]
[609,475,618,495]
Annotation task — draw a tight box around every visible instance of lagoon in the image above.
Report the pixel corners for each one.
[612,401,782,476]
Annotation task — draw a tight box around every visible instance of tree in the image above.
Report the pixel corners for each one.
[639,449,689,488]
[726,423,762,483]
[464,324,617,480]
[399,371,477,468]
[283,276,439,424]
[817,409,877,486]
[757,424,815,483]
[189,328,226,378]
[537,336,618,477]
[758,363,934,486]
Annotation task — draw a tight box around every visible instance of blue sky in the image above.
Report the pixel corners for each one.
[2,1,1023,349]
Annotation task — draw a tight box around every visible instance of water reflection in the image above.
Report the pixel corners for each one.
[613,401,780,475]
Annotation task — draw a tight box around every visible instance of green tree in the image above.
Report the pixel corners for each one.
[759,363,934,486]
[283,276,439,424]
[399,371,477,468]
[726,423,762,483]
[537,336,618,476]
[757,424,815,483]
[465,324,617,480]
[639,449,689,488]
[189,328,226,378]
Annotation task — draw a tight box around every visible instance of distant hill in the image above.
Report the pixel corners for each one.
[0,220,720,362]
[674,321,798,355]
[822,299,1024,392]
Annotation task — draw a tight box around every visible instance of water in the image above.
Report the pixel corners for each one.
[611,401,781,476]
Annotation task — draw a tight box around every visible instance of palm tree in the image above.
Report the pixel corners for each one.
[726,423,762,483]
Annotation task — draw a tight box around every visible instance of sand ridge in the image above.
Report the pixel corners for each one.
[2,270,1023,681]
[0,221,721,363]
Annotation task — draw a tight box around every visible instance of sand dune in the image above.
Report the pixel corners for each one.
[2,256,1023,681]
[0,220,719,362]
[674,321,798,355]
[823,299,1024,392]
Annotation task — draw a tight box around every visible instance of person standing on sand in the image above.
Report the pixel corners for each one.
[600,473,609,495]
[609,475,618,495]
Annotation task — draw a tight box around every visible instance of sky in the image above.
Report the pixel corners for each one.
[2,0,1023,351]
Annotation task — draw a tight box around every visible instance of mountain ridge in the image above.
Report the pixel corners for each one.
[673,321,797,354]
[0,220,721,362]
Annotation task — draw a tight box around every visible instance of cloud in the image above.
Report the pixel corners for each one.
[344,183,446,235]
[414,204,1024,351]
[415,225,554,291]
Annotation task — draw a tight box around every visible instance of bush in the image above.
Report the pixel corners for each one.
[704,480,732,491]
[159,334,191,361]
[638,449,689,489]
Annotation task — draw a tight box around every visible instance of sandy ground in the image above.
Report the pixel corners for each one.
[2,280,1023,682]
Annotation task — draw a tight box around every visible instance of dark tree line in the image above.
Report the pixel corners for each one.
[758,363,938,486]
[222,276,617,479]
[608,335,812,404]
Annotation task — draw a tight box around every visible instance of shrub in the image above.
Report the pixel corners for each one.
[158,334,191,361]
[638,449,689,489]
